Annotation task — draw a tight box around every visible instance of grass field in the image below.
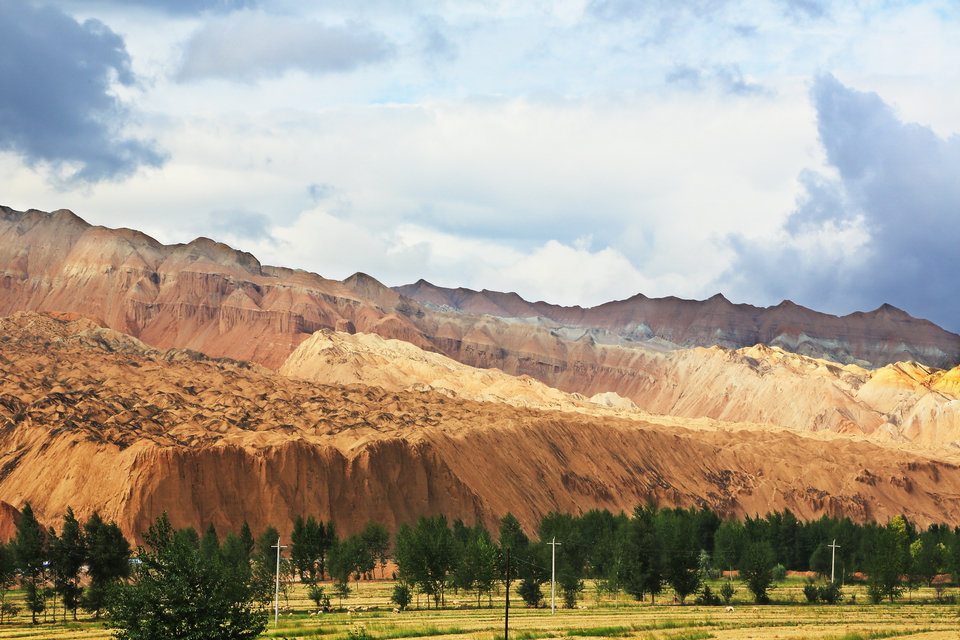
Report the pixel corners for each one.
[0,579,958,639]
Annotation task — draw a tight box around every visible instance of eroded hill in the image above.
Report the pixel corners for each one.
[4,312,960,542]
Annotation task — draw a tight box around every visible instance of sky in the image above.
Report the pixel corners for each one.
[2,0,959,332]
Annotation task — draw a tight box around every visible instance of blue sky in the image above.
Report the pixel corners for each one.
[2,0,959,331]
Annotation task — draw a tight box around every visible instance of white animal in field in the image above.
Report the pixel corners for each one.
[725,606,734,612]
[392,608,400,614]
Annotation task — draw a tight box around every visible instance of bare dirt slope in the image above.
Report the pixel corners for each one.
[4,311,960,542]
[281,328,960,448]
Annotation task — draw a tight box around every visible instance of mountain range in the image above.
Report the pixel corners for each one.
[2,205,960,540]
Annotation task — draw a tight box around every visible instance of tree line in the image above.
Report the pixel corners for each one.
[5,500,960,633]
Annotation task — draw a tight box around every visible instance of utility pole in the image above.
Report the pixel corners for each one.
[504,547,511,640]
[548,538,561,614]
[273,537,287,627]
[829,539,840,584]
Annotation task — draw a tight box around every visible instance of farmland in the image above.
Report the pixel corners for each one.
[0,579,957,640]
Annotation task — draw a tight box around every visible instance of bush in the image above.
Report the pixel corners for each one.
[803,583,819,603]
[309,584,331,610]
[391,582,412,610]
[818,582,842,604]
[771,564,787,581]
[517,577,544,608]
[694,585,721,606]
[720,581,736,604]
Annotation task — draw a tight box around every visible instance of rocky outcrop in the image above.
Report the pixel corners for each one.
[0,206,430,369]
[394,280,960,369]
[4,311,960,542]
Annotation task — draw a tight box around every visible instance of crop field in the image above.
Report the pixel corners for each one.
[0,580,958,640]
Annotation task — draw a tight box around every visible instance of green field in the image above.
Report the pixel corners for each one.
[0,579,957,640]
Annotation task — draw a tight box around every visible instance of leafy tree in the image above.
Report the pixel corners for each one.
[291,515,324,587]
[454,525,498,606]
[82,511,131,618]
[250,525,284,606]
[0,542,18,623]
[658,509,701,604]
[911,532,946,587]
[201,523,221,560]
[713,519,746,573]
[52,507,86,621]
[394,516,456,608]
[624,501,664,603]
[360,521,390,579]
[719,580,736,605]
[391,582,412,610]
[239,522,255,558]
[866,522,907,603]
[108,512,267,640]
[517,576,544,607]
[739,540,776,604]
[539,512,586,609]
[14,502,46,624]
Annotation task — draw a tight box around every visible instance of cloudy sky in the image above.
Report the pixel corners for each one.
[2,0,959,331]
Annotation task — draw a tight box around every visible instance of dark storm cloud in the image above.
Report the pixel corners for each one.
[725,74,960,332]
[178,13,395,82]
[0,0,164,183]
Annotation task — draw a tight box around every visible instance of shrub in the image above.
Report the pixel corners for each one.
[694,584,721,606]
[818,582,843,604]
[391,582,412,610]
[719,581,736,604]
[771,564,787,582]
[517,577,544,608]
[803,583,819,603]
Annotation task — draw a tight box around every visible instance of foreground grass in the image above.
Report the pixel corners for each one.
[1,580,959,639]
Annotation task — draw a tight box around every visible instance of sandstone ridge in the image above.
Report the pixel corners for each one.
[394,280,960,369]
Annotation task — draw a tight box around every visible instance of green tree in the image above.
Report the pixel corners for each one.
[394,516,456,608]
[108,513,267,640]
[866,523,907,603]
[251,525,281,605]
[360,521,390,579]
[658,509,701,605]
[13,502,46,624]
[624,501,664,603]
[517,577,544,608]
[739,540,776,604]
[391,582,412,610]
[713,520,745,573]
[0,542,18,623]
[52,507,86,621]
[82,511,131,618]
[201,523,221,560]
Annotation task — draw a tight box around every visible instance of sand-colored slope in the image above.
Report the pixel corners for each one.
[280,327,960,448]
[4,312,960,543]
[280,329,595,411]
